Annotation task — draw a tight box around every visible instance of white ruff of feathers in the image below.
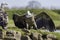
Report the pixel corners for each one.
[26,11,32,18]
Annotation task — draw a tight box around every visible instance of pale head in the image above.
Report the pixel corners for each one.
[27,10,32,16]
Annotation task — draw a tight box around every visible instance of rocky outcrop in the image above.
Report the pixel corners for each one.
[0,29,58,40]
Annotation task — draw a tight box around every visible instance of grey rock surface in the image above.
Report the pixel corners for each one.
[21,35,31,40]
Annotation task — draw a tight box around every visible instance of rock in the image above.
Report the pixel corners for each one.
[0,29,3,39]
[47,34,58,40]
[42,34,47,40]
[22,29,30,33]
[21,35,31,40]
[30,32,43,40]
[15,32,21,40]
[6,30,15,37]
[4,30,16,40]
[38,34,43,40]
[3,38,16,40]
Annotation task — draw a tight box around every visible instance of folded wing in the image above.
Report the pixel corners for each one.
[13,14,26,29]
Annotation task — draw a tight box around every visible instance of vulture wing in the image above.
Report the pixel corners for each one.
[35,12,55,32]
[13,14,26,29]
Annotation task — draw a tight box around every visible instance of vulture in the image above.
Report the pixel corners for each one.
[13,11,55,32]
[0,9,8,29]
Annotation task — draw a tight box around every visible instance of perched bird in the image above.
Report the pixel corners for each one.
[13,11,55,32]
[25,10,37,30]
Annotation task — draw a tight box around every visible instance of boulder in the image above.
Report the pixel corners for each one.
[47,34,58,40]
[42,34,47,40]
[0,29,3,39]
[3,38,16,40]
[15,32,21,40]
[22,29,30,33]
[21,35,31,40]
[30,32,43,40]
[4,30,16,40]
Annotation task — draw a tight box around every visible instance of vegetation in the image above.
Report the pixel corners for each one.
[52,9,60,14]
